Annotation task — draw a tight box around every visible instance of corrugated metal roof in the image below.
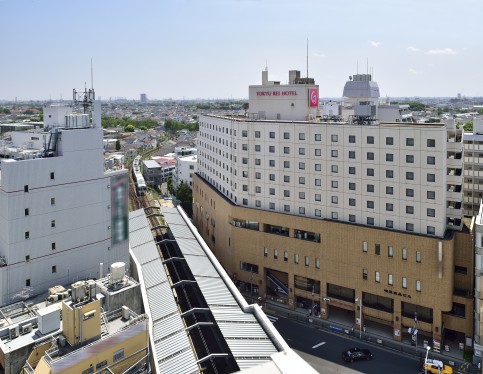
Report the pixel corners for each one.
[146,283,178,321]
[184,255,219,278]
[174,237,205,256]
[194,277,238,307]
[152,313,185,342]
[158,348,199,374]
[129,226,156,248]
[167,223,196,239]
[141,259,167,288]
[155,331,193,364]
[130,241,159,265]
[225,339,278,357]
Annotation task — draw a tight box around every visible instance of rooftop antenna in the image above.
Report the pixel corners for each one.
[91,58,94,90]
[306,38,309,78]
[357,61,359,75]
[366,58,369,75]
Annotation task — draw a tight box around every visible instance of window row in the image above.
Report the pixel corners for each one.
[362,270,422,291]
[362,242,422,262]
[263,248,321,268]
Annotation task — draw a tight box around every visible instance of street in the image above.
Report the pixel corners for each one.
[270,314,422,374]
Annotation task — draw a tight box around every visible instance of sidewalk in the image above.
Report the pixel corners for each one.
[243,293,478,374]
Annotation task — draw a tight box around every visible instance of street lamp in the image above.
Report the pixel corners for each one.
[355,297,362,339]
[424,346,431,368]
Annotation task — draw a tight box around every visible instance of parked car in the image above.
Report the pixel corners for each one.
[422,359,453,374]
[341,347,373,363]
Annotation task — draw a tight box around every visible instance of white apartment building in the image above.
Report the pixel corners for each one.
[0,94,129,306]
[197,69,464,237]
[463,116,483,217]
[173,147,197,189]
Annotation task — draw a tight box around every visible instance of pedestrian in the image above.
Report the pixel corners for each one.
[478,361,481,370]
[363,325,366,335]
[351,325,354,335]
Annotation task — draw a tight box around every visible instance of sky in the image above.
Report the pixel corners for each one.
[1,0,482,101]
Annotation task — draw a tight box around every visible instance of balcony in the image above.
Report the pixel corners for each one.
[446,217,463,231]
[294,230,320,243]
[264,224,289,237]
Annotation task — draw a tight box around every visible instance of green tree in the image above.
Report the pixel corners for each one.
[125,124,135,132]
[176,182,193,217]
[478,108,483,115]
[407,102,425,112]
[462,121,473,132]
[115,139,121,151]
[167,177,175,195]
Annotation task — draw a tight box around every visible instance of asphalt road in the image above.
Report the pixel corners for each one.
[270,314,422,374]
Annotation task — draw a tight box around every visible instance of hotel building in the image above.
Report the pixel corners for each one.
[192,69,473,349]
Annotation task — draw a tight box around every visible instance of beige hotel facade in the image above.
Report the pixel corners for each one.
[192,69,474,348]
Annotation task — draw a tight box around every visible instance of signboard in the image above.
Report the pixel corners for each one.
[111,173,128,244]
[309,88,318,107]
[433,339,441,353]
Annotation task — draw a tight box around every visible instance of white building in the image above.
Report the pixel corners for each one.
[0,94,129,306]
[173,146,197,189]
[463,116,483,217]
[196,69,464,237]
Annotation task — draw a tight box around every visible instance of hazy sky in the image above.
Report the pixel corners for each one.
[1,0,482,101]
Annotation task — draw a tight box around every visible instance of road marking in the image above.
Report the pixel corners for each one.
[312,342,326,349]
[266,314,279,324]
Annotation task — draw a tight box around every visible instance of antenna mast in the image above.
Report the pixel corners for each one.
[306,38,309,78]
[91,58,94,90]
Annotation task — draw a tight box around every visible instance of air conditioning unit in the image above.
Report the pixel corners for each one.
[20,323,32,335]
[9,325,19,339]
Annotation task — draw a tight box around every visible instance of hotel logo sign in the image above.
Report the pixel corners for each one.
[309,88,318,107]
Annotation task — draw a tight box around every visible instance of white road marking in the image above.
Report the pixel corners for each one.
[312,342,326,349]
[266,314,279,324]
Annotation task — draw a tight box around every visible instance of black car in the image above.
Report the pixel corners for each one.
[341,347,373,363]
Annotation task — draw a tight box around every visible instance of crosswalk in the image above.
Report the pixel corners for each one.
[266,314,279,324]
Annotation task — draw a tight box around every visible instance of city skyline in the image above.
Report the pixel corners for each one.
[1,0,482,101]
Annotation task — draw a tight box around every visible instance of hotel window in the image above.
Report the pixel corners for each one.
[416,280,421,292]
[25,231,30,239]
[363,268,368,280]
[427,226,435,235]
[284,251,288,261]
[51,220,55,228]
[294,254,299,264]
[427,173,435,182]
[331,181,338,188]
[315,164,321,171]
[406,138,414,146]
[349,198,356,206]
[416,251,421,263]
[349,151,356,159]
[406,171,414,180]
[315,193,321,201]
[269,174,275,181]
[386,203,393,211]
[315,148,321,156]
[255,145,261,151]
[242,143,248,151]
[367,184,374,193]
[427,139,435,147]
[402,248,408,260]
[388,274,393,285]
[284,175,290,182]
[50,172,55,180]
[315,258,320,269]
[243,199,248,205]
[331,165,338,173]
[386,220,393,228]
[427,156,435,165]
[349,182,356,190]
[427,191,435,200]
[255,131,261,138]
[299,148,306,155]
[331,134,338,142]
[269,202,275,209]
[25,208,29,216]
[299,133,305,140]
[255,158,261,165]
[367,152,374,160]
[284,132,290,139]
[331,212,338,220]
[331,149,338,157]
[26,255,30,262]
[362,242,368,252]
[406,188,414,197]
[315,179,321,186]
[375,271,380,283]
[255,200,261,207]
[255,186,261,193]
[51,197,56,205]
[406,155,414,163]
[349,167,356,175]
[24,185,29,192]
[269,132,275,139]
[264,247,268,257]
[113,349,125,363]
[299,207,305,214]
[386,170,393,178]
[52,265,57,273]
[255,172,261,179]
[305,256,309,267]
[269,159,275,167]
[386,153,394,162]
[315,134,321,141]
[242,130,248,137]
[284,205,290,212]
[315,209,321,217]
[284,161,290,168]
[298,192,305,200]
[299,177,305,184]
[284,190,290,197]
[367,136,374,144]
[26,279,31,287]
[349,135,356,143]
[284,146,290,154]
[375,244,380,255]
[274,249,278,259]
[406,206,414,214]
[386,186,393,195]
[269,188,275,195]
[367,201,374,209]
[269,145,275,153]
[402,277,407,289]
[406,223,414,231]
[367,168,374,176]
[242,185,248,192]
[386,137,393,145]
[367,217,374,225]
[388,246,393,257]
[299,162,305,170]
[331,196,338,204]
[242,157,248,164]
[349,214,356,222]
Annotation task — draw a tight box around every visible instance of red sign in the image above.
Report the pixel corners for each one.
[309,88,318,107]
